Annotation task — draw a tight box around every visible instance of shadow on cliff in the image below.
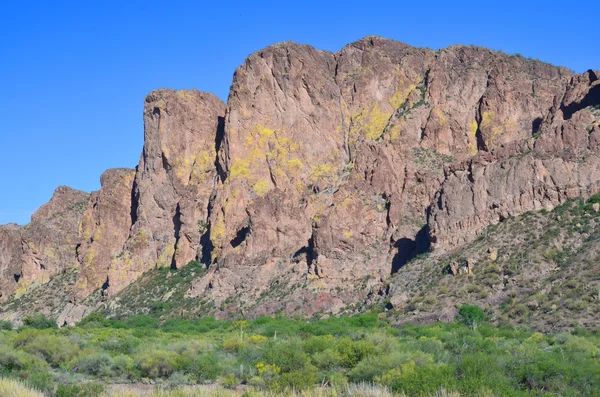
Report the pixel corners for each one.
[391,225,430,274]
[562,71,600,120]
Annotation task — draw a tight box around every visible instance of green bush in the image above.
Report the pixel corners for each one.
[15,332,80,366]
[271,367,318,391]
[587,194,600,204]
[136,349,178,378]
[55,383,105,397]
[457,305,486,329]
[0,344,48,373]
[0,311,598,395]
[22,315,57,330]
[73,352,114,377]
[0,320,13,330]
[192,352,221,382]
[261,340,311,372]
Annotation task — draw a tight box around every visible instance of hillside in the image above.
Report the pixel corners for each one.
[1,36,599,329]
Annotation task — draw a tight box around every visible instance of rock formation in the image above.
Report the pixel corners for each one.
[429,70,600,249]
[2,37,599,321]
[0,186,89,302]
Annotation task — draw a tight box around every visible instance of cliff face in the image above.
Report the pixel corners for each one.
[0,187,89,303]
[185,37,571,316]
[429,71,600,250]
[113,90,226,294]
[3,37,598,321]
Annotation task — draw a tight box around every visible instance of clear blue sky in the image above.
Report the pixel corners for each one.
[1,0,597,225]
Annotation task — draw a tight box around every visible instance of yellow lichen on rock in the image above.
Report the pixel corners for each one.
[210,212,226,252]
[230,158,251,180]
[252,179,270,197]
[389,77,417,110]
[467,120,478,155]
[157,239,175,268]
[83,247,97,268]
[479,111,518,148]
[309,163,337,184]
[350,103,392,143]
[434,107,448,127]
[190,149,215,183]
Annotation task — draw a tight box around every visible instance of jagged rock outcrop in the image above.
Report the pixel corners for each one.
[186,37,572,316]
[0,225,24,301]
[0,186,89,302]
[76,168,136,297]
[430,70,600,249]
[3,37,596,320]
[111,90,226,290]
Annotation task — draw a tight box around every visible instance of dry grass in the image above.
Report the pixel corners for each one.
[0,378,44,397]
[101,384,469,397]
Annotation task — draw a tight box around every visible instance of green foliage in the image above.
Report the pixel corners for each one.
[55,383,104,397]
[587,193,600,204]
[0,320,13,330]
[0,313,598,395]
[22,314,57,330]
[457,305,486,329]
[136,349,178,378]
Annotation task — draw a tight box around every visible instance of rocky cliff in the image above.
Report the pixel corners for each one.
[430,70,600,249]
[1,37,598,324]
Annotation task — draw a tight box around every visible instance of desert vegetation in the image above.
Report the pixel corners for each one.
[0,310,598,396]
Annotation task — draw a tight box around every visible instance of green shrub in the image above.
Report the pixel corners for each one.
[22,315,57,330]
[125,315,159,329]
[15,332,80,367]
[376,361,456,395]
[335,338,376,368]
[99,335,140,355]
[271,367,318,391]
[136,349,178,378]
[73,352,114,377]
[192,352,221,382]
[0,320,12,330]
[25,371,54,394]
[77,313,112,328]
[111,354,135,377]
[261,340,311,372]
[55,383,105,397]
[312,349,344,370]
[0,345,48,373]
[457,305,486,329]
[220,373,239,389]
[587,194,600,204]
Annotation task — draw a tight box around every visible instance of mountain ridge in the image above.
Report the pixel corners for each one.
[1,36,598,328]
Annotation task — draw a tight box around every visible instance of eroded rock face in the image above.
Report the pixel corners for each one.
[0,187,89,301]
[116,89,226,288]
[429,70,600,250]
[0,225,23,301]
[76,168,136,297]
[186,37,572,316]
[2,37,594,319]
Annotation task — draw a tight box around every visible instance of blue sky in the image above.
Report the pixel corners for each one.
[1,0,598,225]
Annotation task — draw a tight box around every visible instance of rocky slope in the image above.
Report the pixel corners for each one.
[389,196,600,332]
[1,37,598,327]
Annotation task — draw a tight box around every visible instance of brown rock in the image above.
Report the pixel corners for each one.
[76,168,136,297]
[188,37,569,315]
[1,38,591,319]
[116,89,226,292]
[430,70,600,250]
[0,224,24,301]
[19,187,89,296]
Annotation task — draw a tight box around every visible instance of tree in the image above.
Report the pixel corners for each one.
[457,305,486,329]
